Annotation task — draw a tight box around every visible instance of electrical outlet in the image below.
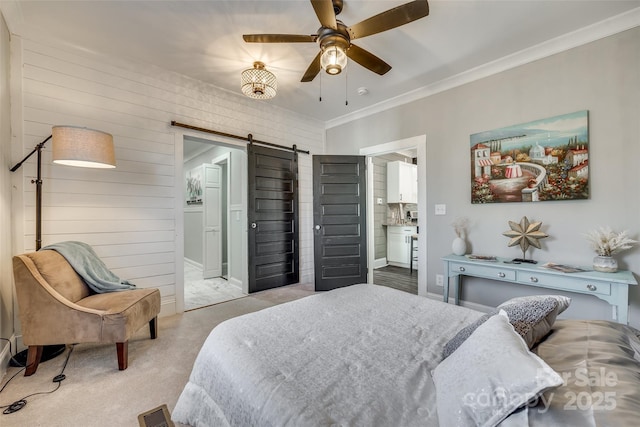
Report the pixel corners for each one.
[434,204,446,215]
[436,274,444,287]
[376,197,384,205]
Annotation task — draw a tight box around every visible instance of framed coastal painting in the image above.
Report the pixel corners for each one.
[470,110,589,204]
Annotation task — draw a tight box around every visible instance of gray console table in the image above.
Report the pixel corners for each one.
[442,254,638,324]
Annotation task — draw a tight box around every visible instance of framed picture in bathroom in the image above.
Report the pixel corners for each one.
[185,165,203,206]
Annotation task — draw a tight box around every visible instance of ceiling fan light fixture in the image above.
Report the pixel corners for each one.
[241,61,277,99]
[320,45,347,76]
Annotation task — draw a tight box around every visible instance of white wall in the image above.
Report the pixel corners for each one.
[6,35,324,346]
[326,28,640,327]
[0,12,13,376]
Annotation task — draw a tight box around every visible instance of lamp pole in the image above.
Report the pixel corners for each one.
[9,135,67,366]
[10,135,52,250]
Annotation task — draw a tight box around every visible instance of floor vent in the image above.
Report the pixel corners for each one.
[138,404,174,427]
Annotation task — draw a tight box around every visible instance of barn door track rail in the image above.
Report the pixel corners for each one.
[170,121,310,155]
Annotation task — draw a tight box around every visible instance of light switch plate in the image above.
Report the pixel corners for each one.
[434,204,446,215]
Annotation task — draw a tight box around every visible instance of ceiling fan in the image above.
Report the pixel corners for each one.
[243,0,429,82]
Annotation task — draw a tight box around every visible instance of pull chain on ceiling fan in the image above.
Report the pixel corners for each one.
[243,0,430,83]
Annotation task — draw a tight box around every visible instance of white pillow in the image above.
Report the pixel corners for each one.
[432,311,563,427]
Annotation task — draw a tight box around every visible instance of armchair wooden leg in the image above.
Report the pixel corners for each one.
[25,345,43,376]
[149,316,158,339]
[116,342,128,370]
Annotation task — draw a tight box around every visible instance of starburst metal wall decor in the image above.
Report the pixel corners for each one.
[502,216,548,262]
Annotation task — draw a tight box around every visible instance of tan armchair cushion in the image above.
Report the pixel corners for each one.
[77,288,160,342]
[22,250,91,302]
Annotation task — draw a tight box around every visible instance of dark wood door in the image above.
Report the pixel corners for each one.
[313,155,367,291]
[248,144,299,293]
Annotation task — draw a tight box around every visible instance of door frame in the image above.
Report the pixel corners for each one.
[212,153,230,279]
[359,135,428,296]
[175,131,249,313]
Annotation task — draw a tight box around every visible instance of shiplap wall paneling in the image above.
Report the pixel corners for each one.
[16,37,324,318]
[372,158,387,260]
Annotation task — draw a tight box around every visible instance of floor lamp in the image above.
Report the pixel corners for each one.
[9,125,116,366]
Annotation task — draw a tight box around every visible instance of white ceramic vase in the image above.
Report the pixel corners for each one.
[593,255,617,273]
[452,237,467,256]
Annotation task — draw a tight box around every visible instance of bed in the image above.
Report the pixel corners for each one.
[172,284,640,427]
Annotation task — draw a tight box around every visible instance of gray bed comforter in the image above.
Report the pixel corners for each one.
[172,284,482,427]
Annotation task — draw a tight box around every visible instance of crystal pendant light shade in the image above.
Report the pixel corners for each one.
[320,45,348,75]
[241,61,277,99]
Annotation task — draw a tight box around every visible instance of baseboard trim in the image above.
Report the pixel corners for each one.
[373,258,387,269]
[160,297,177,317]
[184,258,202,270]
[388,261,410,269]
[425,291,494,314]
[0,334,16,375]
[228,277,243,289]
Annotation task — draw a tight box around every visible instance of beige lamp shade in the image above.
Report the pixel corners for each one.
[52,126,116,168]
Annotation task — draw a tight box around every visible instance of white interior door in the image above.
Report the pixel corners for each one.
[203,164,222,278]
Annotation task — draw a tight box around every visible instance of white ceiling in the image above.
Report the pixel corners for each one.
[3,1,639,124]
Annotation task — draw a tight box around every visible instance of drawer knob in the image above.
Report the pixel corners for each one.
[498,272,506,278]
[587,284,597,292]
[530,276,539,283]
[459,266,465,272]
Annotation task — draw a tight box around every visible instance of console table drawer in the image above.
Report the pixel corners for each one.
[515,272,611,296]
[449,262,516,281]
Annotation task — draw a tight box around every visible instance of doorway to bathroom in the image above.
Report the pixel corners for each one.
[183,136,246,310]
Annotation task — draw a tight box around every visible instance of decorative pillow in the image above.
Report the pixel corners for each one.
[527,319,640,426]
[501,294,571,314]
[433,311,563,427]
[442,295,571,359]
[442,313,492,359]
[497,295,571,348]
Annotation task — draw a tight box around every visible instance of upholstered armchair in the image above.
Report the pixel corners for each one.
[13,249,160,376]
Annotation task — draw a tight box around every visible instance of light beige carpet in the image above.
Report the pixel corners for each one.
[0,283,315,427]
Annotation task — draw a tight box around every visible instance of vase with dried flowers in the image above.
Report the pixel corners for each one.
[585,227,637,272]
[451,217,470,256]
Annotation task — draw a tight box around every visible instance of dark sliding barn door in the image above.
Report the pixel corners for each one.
[313,155,367,291]
[248,144,299,293]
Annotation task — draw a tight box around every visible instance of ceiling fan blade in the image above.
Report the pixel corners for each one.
[301,52,322,82]
[243,34,317,43]
[310,0,337,30]
[346,44,392,75]
[347,0,429,40]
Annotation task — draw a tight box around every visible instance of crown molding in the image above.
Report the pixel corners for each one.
[0,0,24,37]
[326,7,640,130]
